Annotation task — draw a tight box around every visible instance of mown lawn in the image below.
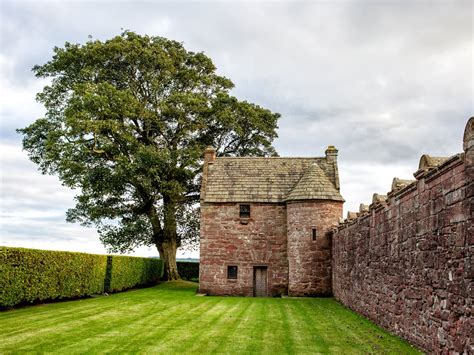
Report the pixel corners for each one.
[0,281,420,354]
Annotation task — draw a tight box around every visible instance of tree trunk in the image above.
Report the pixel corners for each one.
[157,239,180,280]
[157,195,180,280]
[147,198,181,281]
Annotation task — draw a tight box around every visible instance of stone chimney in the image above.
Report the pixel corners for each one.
[201,147,216,202]
[204,146,216,163]
[325,145,338,163]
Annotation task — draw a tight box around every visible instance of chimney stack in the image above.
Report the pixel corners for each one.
[204,146,216,163]
[325,145,338,163]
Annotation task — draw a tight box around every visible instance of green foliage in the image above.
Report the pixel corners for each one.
[17,31,280,279]
[106,255,163,292]
[0,247,163,307]
[177,261,199,281]
[0,247,107,307]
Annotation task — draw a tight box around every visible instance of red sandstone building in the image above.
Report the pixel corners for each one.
[199,146,344,297]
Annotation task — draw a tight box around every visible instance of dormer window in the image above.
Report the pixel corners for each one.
[240,204,250,218]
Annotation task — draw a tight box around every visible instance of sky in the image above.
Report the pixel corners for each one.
[0,0,473,258]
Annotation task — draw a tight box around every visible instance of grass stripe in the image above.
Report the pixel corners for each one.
[0,281,421,354]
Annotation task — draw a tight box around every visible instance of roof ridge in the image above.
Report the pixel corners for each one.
[216,156,325,160]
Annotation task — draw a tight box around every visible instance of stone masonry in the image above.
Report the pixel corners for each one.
[199,202,288,296]
[287,201,342,296]
[332,117,473,353]
[199,146,344,297]
[199,117,472,353]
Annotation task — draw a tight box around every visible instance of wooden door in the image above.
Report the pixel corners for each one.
[253,267,267,297]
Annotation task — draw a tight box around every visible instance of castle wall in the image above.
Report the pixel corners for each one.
[199,202,288,296]
[287,200,343,296]
[332,119,473,353]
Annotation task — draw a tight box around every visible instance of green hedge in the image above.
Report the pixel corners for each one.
[106,255,163,292]
[0,247,163,308]
[0,247,107,307]
[177,261,199,281]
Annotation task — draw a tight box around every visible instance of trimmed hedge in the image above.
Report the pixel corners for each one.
[106,255,163,292]
[177,261,199,281]
[0,247,107,307]
[0,247,163,308]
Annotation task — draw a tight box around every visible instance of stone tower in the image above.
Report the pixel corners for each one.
[286,146,343,296]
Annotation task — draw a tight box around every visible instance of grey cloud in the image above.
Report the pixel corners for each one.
[344,1,472,51]
[0,0,472,256]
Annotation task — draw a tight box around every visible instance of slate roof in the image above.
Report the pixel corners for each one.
[202,157,344,203]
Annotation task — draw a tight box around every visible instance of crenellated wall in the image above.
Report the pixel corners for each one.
[332,117,473,353]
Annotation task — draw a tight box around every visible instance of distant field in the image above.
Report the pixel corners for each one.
[0,281,420,354]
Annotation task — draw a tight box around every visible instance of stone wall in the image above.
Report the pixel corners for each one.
[287,200,343,296]
[199,202,288,296]
[332,118,473,353]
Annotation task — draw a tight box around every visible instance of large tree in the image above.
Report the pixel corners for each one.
[18,31,279,279]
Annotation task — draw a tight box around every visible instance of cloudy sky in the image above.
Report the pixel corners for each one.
[0,0,472,258]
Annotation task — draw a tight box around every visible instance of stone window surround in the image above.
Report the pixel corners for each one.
[239,204,251,224]
[227,265,238,280]
[239,204,250,218]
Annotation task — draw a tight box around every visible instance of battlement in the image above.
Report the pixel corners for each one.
[332,117,473,353]
[339,118,472,227]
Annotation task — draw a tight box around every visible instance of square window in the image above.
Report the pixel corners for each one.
[240,204,250,218]
[312,228,317,241]
[227,265,238,279]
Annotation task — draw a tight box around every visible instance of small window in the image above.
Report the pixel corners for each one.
[227,265,238,279]
[240,204,250,218]
[312,228,317,241]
